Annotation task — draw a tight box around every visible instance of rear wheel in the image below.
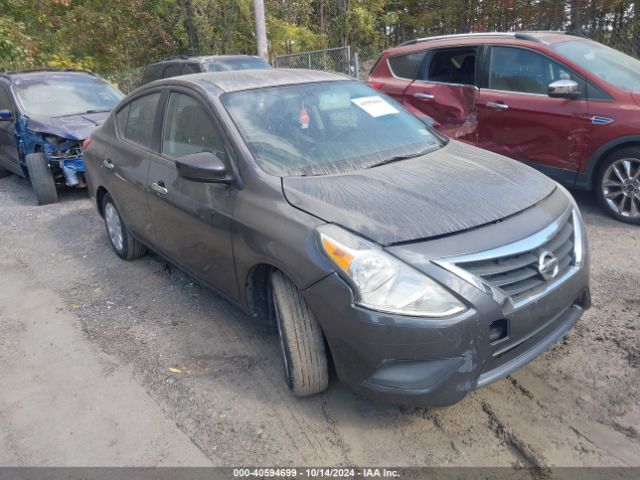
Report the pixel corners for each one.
[102,193,147,260]
[596,149,640,225]
[25,152,58,205]
[270,270,329,397]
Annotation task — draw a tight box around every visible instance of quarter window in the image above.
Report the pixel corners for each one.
[123,92,160,148]
[161,92,225,159]
[388,52,426,79]
[164,63,182,79]
[488,46,583,95]
[0,87,13,111]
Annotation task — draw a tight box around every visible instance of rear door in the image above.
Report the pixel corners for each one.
[369,51,427,103]
[104,91,161,240]
[476,45,590,174]
[146,88,238,300]
[403,46,480,140]
[0,85,21,175]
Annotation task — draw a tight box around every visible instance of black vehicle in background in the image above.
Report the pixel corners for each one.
[140,55,271,86]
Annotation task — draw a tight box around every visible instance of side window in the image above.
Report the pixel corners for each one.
[123,92,160,148]
[161,92,225,159]
[387,52,426,79]
[182,63,200,74]
[0,86,13,111]
[163,63,182,79]
[115,104,130,136]
[488,46,584,95]
[425,47,477,85]
[141,64,164,84]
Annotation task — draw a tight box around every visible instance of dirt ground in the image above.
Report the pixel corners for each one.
[0,173,638,467]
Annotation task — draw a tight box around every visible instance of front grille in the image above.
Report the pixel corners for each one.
[455,211,576,304]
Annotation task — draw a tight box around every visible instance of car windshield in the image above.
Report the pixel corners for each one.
[204,58,270,72]
[222,81,441,176]
[549,39,640,92]
[13,75,123,117]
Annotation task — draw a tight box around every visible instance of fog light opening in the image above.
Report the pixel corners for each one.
[489,319,509,344]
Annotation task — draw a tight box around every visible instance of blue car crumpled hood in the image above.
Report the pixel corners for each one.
[282,141,557,246]
[26,111,110,140]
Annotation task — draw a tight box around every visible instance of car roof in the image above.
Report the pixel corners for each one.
[387,31,586,54]
[151,54,266,65]
[157,68,351,94]
[0,69,99,86]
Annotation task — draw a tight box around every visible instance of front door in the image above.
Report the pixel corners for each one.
[0,86,21,175]
[147,89,238,300]
[477,46,591,174]
[402,46,480,140]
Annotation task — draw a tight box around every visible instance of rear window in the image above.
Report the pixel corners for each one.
[387,52,426,79]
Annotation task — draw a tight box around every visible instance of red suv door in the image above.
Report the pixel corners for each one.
[402,46,479,140]
[476,45,591,174]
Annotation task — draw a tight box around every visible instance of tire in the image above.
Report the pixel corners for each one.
[596,148,640,225]
[25,152,58,205]
[102,193,147,260]
[0,167,10,178]
[270,270,329,397]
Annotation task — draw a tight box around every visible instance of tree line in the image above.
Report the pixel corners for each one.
[1,0,638,74]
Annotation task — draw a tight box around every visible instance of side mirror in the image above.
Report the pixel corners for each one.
[175,151,230,183]
[548,79,579,99]
[0,109,13,121]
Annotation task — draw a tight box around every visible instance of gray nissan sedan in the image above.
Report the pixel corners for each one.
[84,69,590,406]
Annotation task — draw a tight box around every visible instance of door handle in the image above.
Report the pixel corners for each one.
[486,102,509,111]
[413,92,435,100]
[151,181,168,195]
[103,158,114,169]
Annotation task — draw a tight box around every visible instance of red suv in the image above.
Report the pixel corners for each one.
[368,32,640,224]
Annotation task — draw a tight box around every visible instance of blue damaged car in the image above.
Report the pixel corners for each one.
[0,70,123,204]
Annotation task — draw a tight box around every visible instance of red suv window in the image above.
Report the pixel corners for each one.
[387,52,426,79]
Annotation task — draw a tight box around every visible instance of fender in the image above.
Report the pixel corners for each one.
[575,135,640,190]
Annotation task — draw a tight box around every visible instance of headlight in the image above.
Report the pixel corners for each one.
[316,224,467,317]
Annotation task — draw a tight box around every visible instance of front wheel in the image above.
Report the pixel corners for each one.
[25,152,58,205]
[270,271,329,397]
[102,193,147,260]
[596,150,640,225]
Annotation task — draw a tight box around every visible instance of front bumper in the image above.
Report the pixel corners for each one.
[303,190,590,406]
[304,268,589,406]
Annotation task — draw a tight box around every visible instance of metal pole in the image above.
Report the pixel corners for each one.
[354,52,360,80]
[253,0,268,61]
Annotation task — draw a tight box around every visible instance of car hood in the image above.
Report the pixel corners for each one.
[282,141,557,245]
[26,111,110,140]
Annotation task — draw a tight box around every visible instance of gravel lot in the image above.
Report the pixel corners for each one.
[0,173,638,467]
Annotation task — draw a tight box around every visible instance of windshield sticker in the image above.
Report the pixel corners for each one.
[351,96,399,117]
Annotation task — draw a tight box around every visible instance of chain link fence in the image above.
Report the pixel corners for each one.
[103,67,143,94]
[273,47,361,78]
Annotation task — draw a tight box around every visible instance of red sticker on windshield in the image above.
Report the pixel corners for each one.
[299,107,309,129]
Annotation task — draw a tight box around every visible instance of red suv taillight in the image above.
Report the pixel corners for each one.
[82,137,93,150]
[368,82,384,90]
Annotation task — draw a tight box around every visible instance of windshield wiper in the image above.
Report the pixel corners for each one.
[53,109,110,118]
[366,145,439,169]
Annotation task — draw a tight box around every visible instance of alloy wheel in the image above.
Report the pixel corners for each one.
[105,203,124,253]
[601,158,640,219]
